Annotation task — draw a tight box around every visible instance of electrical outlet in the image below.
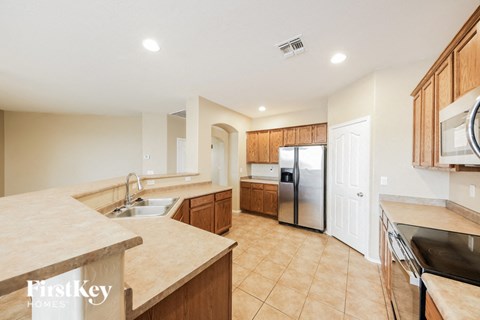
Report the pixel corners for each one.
[147,180,155,186]
[185,176,191,182]
[143,154,151,160]
[380,176,388,186]
[146,170,154,175]
[469,185,476,198]
[239,167,243,173]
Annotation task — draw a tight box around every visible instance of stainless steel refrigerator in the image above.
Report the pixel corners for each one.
[278,145,326,231]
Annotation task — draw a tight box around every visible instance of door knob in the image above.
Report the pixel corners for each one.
[357,192,364,197]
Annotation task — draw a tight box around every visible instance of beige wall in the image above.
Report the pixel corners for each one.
[167,115,186,173]
[326,61,450,261]
[250,101,328,130]
[142,113,167,175]
[4,112,142,195]
[187,96,251,210]
[0,110,4,196]
[450,172,480,212]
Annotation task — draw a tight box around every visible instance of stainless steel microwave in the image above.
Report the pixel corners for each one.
[439,86,480,165]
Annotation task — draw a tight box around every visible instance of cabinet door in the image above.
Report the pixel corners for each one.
[257,131,270,163]
[269,129,283,163]
[434,56,454,168]
[454,23,480,99]
[413,92,422,166]
[251,184,264,213]
[312,124,327,144]
[246,132,258,163]
[295,126,313,145]
[283,128,296,146]
[240,183,251,211]
[190,203,214,233]
[263,186,278,216]
[172,200,189,224]
[421,76,435,167]
[215,198,232,234]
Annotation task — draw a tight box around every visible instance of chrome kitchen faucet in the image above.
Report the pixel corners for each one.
[125,172,143,206]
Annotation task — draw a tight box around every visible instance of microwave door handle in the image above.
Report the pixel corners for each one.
[387,232,420,286]
[466,98,480,158]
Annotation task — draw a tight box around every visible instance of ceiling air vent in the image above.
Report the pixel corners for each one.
[277,35,305,58]
[170,109,186,118]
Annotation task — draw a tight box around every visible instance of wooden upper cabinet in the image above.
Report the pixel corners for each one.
[434,56,454,168]
[413,92,422,166]
[269,129,283,163]
[295,126,313,145]
[246,132,258,163]
[283,128,296,146]
[421,76,435,167]
[454,22,480,99]
[257,131,270,163]
[312,124,327,144]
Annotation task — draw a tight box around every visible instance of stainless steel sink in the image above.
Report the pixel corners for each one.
[106,197,179,218]
[133,198,177,207]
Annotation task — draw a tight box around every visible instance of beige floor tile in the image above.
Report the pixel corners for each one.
[347,277,384,303]
[278,268,314,295]
[343,314,360,320]
[309,279,346,312]
[314,268,348,288]
[235,251,265,271]
[300,295,344,320]
[295,247,323,263]
[267,250,294,267]
[288,256,319,276]
[253,303,293,320]
[254,259,286,281]
[266,284,307,319]
[239,272,276,301]
[245,245,271,258]
[233,263,252,287]
[232,289,263,320]
[345,294,388,320]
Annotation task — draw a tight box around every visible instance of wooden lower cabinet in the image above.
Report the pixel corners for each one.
[379,209,392,309]
[190,203,214,233]
[172,200,190,224]
[240,182,278,216]
[188,191,232,234]
[425,292,443,320]
[135,252,233,320]
[215,191,232,234]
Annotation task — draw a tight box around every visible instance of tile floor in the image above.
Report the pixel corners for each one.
[224,212,390,320]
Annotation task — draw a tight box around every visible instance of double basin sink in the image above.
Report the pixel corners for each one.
[107,198,179,218]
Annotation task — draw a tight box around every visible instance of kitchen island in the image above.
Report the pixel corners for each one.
[0,175,236,320]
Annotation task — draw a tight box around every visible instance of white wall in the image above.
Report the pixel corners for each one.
[250,102,328,131]
[142,113,167,175]
[167,115,186,173]
[187,96,251,210]
[327,61,450,261]
[450,172,480,212]
[4,112,142,195]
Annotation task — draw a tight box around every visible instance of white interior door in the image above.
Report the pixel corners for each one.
[329,117,370,254]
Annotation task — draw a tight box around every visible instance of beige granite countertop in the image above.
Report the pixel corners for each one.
[241,178,278,185]
[380,201,480,235]
[0,186,142,297]
[422,273,480,320]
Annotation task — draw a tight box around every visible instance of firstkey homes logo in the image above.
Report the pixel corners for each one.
[27,280,112,308]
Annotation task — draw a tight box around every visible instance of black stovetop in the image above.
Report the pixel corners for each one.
[396,223,480,286]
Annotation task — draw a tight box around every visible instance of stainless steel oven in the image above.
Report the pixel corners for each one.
[387,227,422,319]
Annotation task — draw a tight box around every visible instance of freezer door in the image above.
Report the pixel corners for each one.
[278,147,295,224]
[297,146,326,231]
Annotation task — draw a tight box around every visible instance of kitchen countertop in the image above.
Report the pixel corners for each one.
[115,183,236,318]
[380,200,480,319]
[380,201,480,235]
[422,273,480,320]
[240,178,279,185]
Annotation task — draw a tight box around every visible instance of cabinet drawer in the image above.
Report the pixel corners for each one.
[240,182,251,188]
[190,194,214,208]
[215,190,232,201]
[264,184,278,191]
[252,183,264,190]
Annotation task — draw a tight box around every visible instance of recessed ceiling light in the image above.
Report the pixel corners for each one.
[259,106,266,112]
[142,38,160,52]
[330,53,346,64]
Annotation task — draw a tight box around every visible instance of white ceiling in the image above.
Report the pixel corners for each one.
[0,0,478,118]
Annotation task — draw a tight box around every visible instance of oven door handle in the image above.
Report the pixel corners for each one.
[388,232,420,287]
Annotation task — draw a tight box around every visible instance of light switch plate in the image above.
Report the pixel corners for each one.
[380,176,388,186]
[143,154,151,160]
